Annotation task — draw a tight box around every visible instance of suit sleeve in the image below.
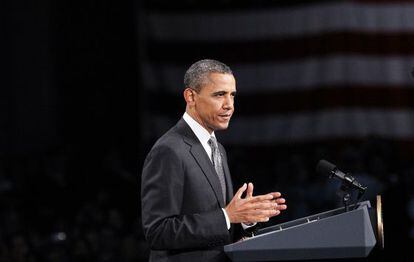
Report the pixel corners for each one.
[141,144,231,250]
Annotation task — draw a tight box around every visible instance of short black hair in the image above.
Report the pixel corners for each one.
[184,59,233,92]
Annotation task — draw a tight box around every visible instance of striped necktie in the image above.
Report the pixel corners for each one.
[208,136,227,204]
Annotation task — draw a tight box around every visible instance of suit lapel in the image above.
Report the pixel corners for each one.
[189,144,226,207]
[176,119,226,208]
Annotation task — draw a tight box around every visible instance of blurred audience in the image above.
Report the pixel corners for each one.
[0,147,149,262]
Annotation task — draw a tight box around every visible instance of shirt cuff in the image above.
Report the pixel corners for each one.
[241,222,257,230]
[221,208,231,230]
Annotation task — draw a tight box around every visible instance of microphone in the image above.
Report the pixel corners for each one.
[316,159,367,193]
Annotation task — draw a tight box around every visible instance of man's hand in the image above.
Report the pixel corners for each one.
[246,182,287,217]
[225,183,287,224]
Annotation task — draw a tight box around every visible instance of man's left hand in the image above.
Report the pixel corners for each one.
[245,182,287,220]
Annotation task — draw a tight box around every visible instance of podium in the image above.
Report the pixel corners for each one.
[224,201,380,261]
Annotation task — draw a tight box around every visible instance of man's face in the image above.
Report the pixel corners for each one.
[191,73,236,134]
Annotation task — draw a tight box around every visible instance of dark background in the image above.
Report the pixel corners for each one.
[2,0,413,261]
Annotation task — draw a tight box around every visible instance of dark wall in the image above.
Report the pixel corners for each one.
[2,1,144,261]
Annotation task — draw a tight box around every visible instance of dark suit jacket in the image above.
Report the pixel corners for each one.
[141,118,235,262]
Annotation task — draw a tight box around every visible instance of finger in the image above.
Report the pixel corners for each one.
[259,199,279,204]
[260,209,280,218]
[275,198,286,204]
[248,210,279,223]
[269,192,281,198]
[257,209,280,216]
[235,183,247,199]
[249,194,274,203]
[249,215,270,223]
[276,204,287,211]
[263,199,285,205]
[259,217,270,222]
[247,182,254,198]
[271,210,281,217]
[250,202,279,210]
[265,198,285,204]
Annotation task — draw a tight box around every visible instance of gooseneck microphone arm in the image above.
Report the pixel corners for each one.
[316,159,367,210]
[316,160,367,193]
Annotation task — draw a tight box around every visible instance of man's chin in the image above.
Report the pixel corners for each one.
[213,123,230,131]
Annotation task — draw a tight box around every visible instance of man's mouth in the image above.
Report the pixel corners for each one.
[218,114,232,120]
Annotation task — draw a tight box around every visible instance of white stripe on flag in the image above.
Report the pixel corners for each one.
[148,2,414,41]
[142,56,414,93]
[147,109,414,144]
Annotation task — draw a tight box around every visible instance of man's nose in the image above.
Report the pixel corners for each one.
[223,95,234,109]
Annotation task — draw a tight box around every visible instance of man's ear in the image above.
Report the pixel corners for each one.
[183,88,195,105]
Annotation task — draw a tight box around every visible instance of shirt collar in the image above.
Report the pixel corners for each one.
[183,112,215,145]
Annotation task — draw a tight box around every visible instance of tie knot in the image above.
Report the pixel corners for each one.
[208,136,218,149]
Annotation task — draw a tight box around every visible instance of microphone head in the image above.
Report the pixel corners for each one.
[316,159,337,177]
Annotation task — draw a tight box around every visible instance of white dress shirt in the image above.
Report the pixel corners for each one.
[182,112,231,230]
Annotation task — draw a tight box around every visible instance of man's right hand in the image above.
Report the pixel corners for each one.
[224,183,283,224]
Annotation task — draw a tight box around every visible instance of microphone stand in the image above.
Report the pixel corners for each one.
[336,173,366,212]
[337,184,351,212]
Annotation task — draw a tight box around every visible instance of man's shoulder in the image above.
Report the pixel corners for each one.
[150,120,192,153]
[153,127,183,149]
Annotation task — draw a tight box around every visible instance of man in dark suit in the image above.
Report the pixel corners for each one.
[141,59,287,261]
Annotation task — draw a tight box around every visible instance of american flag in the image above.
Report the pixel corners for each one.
[139,0,414,147]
